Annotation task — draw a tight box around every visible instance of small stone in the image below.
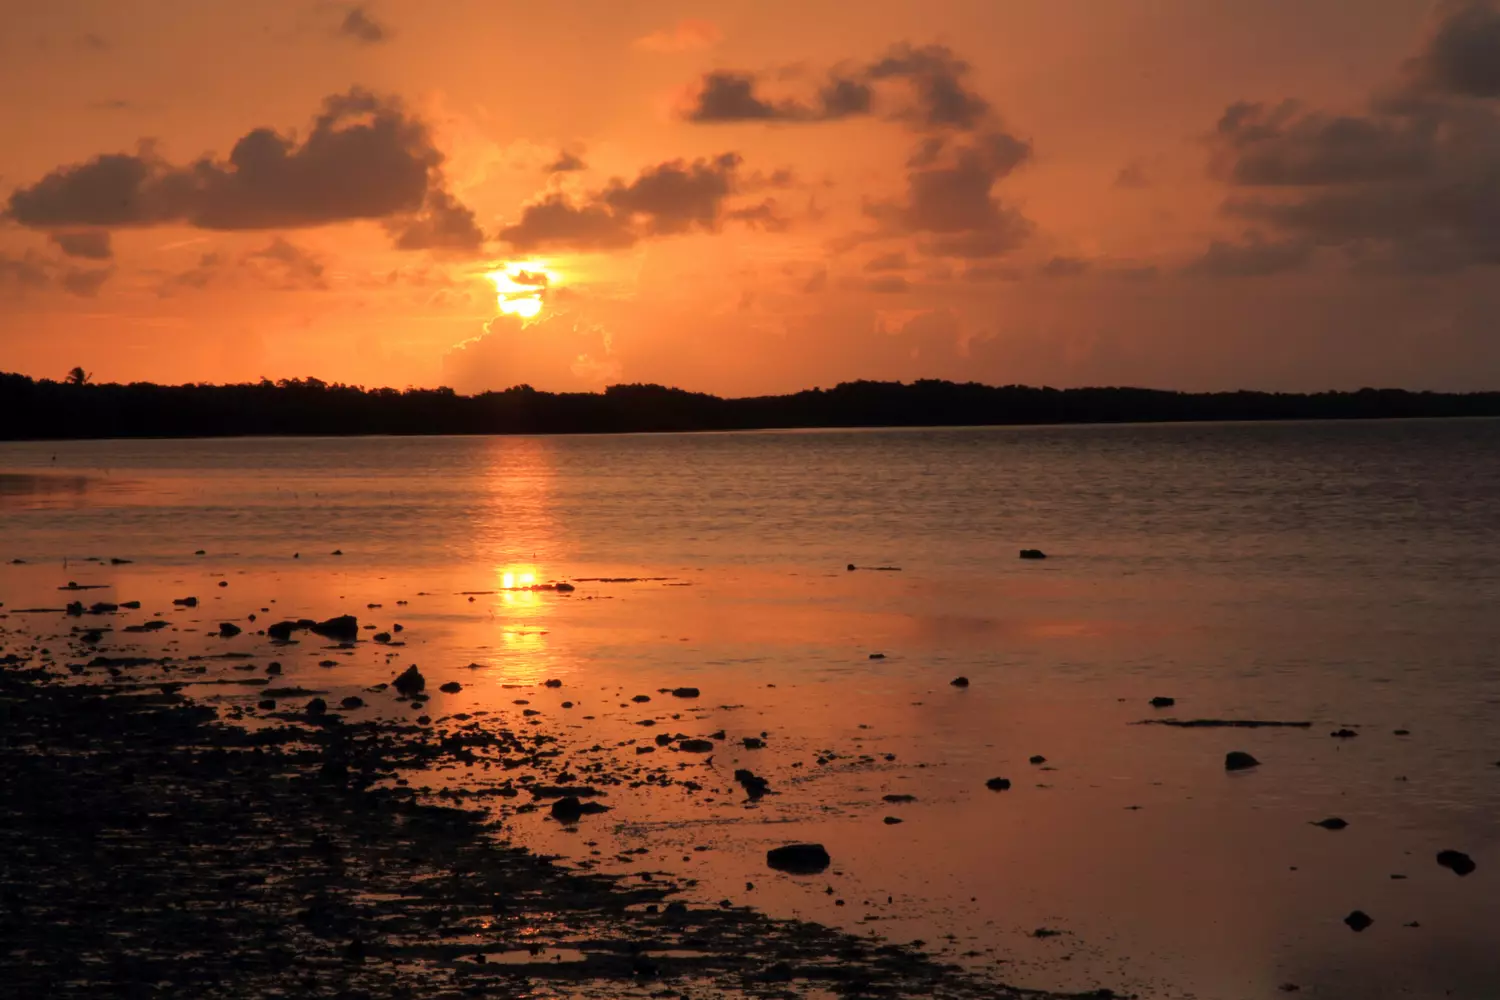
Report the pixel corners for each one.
[1225,751,1260,771]
[1330,728,1358,738]
[218,622,241,637]
[1344,910,1373,932]
[883,816,903,825]
[1019,549,1047,559]
[632,694,651,703]
[373,632,392,643]
[1029,755,1047,765]
[677,739,715,753]
[217,580,228,588]
[986,777,1012,791]
[439,681,461,694]
[1150,696,1175,708]
[883,794,916,803]
[1437,850,1476,876]
[766,843,831,873]
[544,678,562,688]
[306,697,327,717]
[340,696,364,710]
[742,737,765,749]
[257,699,276,710]
[393,665,425,696]
[1311,817,1348,830]
[671,687,700,698]
[869,653,886,660]
[950,676,969,687]
[173,596,198,607]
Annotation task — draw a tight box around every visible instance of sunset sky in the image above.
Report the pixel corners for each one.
[3,0,1499,394]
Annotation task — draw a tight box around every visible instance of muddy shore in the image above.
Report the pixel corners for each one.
[0,619,1114,999]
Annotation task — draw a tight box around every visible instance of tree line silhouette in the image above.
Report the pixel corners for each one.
[2,370,1498,441]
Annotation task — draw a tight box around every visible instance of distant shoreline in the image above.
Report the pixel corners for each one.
[3,371,1498,442]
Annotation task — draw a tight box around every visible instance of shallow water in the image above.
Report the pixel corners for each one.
[3,420,1499,998]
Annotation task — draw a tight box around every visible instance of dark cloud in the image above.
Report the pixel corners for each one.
[5,89,475,253]
[61,268,111,298]
[339,5,390,45]
[49,231,112,260]
[724,198,790,232]
[159,252,227,296]
[866,275,911,293]
[501,153,752,251]
[869,136,1034,258]
[1203,2,1500,273]
[963,263,1022,283]
[1184,237,1313,277]
[1114,160,1152,189]
[1408,1,1500,97]
[386,190,484,252]
[867,44,989,131]
[546,150,587,173]
[1040,255,1090,277]
[686,72,809,122]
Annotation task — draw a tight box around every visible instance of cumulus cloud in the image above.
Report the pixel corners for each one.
[635,19,721,53]
[157,240,329,295]
[4,88,477,252]
[245,238,327,290]
[684,71,871,123]
[339,5,390,45]
[49,231,112,260]
[61,268,112,298]
[868,135,1034,258]
[386,189,484,252]
[501,153,764,251]
[1202,2,1500,273]
[546,149,587,173]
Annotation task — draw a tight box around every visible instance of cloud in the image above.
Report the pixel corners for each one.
[1040,255,1091,277]
[386,189,484,252]
[339,5,390,45]
[685,72,814,122]
[1184,237,1313,277]
[724,198,791,232]
[5,88,476,252]
[863,251,908,272]
[442,313,617,392]
[866,275,911,293]
[49,231,112,260]
[500,153,754,251]
[1407,1,1500,97]
[0,249,112,298]
[546,149,587,173]
[866,44,990,131]
[868,135,1034,258]
[634,19,721,53]
[245,238,327,290]
[157,240,331,295]
[1201,2,1500,273]
[1114,159,1152,189]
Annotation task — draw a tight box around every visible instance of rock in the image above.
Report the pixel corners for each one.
[1150,696,1175,708]
[632,694,651,703]
[869,653,886,660]
[671,686,700,698]
[1311,817,1348,830]
[257,699,276,710]
[267,621,297,641]
[173,596,198,607]
[372,632,392,643]
[710,729,726,739]
[883,816,903,825]
[340,696,364,710]
[310,615,359,641]
[331,549,343,556]
[1344,910,1373,932]
[393,665,426,696]
[677,739,715,753]
[1393,728,1410,735]
[1019,549,1047,560]
[986,777,1012,791]
[1437,850,1476,876]
[847,563,857,571]
[88,602,118,614]
[654,733,674,746]
[66,601,83,616]
[544,678,562,688]
[439,681,461,694]
[766,843,831,873]
[306,698,327,717]
[950,676,969,687]
[217,580,228,588]
[550,796,597,823]
[555,582,576,592]
[1029,755,1047,765]
[266,662,282,675]
[883,794,916,803]
[1330,728,1358,739]
[218,622,241,637]
[734,769,770,799]
[742,737,765,749]
[1225,751,1260,771]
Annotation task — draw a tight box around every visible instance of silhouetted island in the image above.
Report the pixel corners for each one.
[2,371,1498,441]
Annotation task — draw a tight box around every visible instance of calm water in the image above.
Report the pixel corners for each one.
[3,420,1498,999]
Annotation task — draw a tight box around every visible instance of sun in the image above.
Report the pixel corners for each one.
[487,261,555,321]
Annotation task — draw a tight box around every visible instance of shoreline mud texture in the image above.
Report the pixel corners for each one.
[0,656,1115,999]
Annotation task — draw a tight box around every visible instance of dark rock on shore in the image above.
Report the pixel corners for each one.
[950,676,969,687]
[671,686,700,698]
[174,596,198,607]
[1019,549,1047,559]
[1150,696,1175,708]
[310,615,359,642]
[1138,718,1311,728]
[677,739,715,753]
[266,620,298,641]
[439,681,461,694]
[1225,751,1260,771]
[734,769,770,799]
[218,623,241,637]
[1344,910,1373,932]
[1029,755,1047,765]
[883,816,903,824]
[340,696,364,710]
[1311,817,1348,830]
[306,697,327,717]
[767,843,831,874]
[549,796,610,823]
[883,794,917,803]
[1330,728,1358,739]
[393,665,425,696]
[986,777,1012,791]
[1437,850,1476,876]
[742,737,764,749]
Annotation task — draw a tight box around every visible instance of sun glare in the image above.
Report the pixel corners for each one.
[487,262,555,321]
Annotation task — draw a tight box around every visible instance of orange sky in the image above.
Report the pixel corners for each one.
[3,0,1498,394]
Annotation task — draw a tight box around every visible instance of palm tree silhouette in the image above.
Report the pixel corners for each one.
[66,366,91,385]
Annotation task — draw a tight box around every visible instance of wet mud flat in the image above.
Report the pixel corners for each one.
[0,659,1112,1000]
